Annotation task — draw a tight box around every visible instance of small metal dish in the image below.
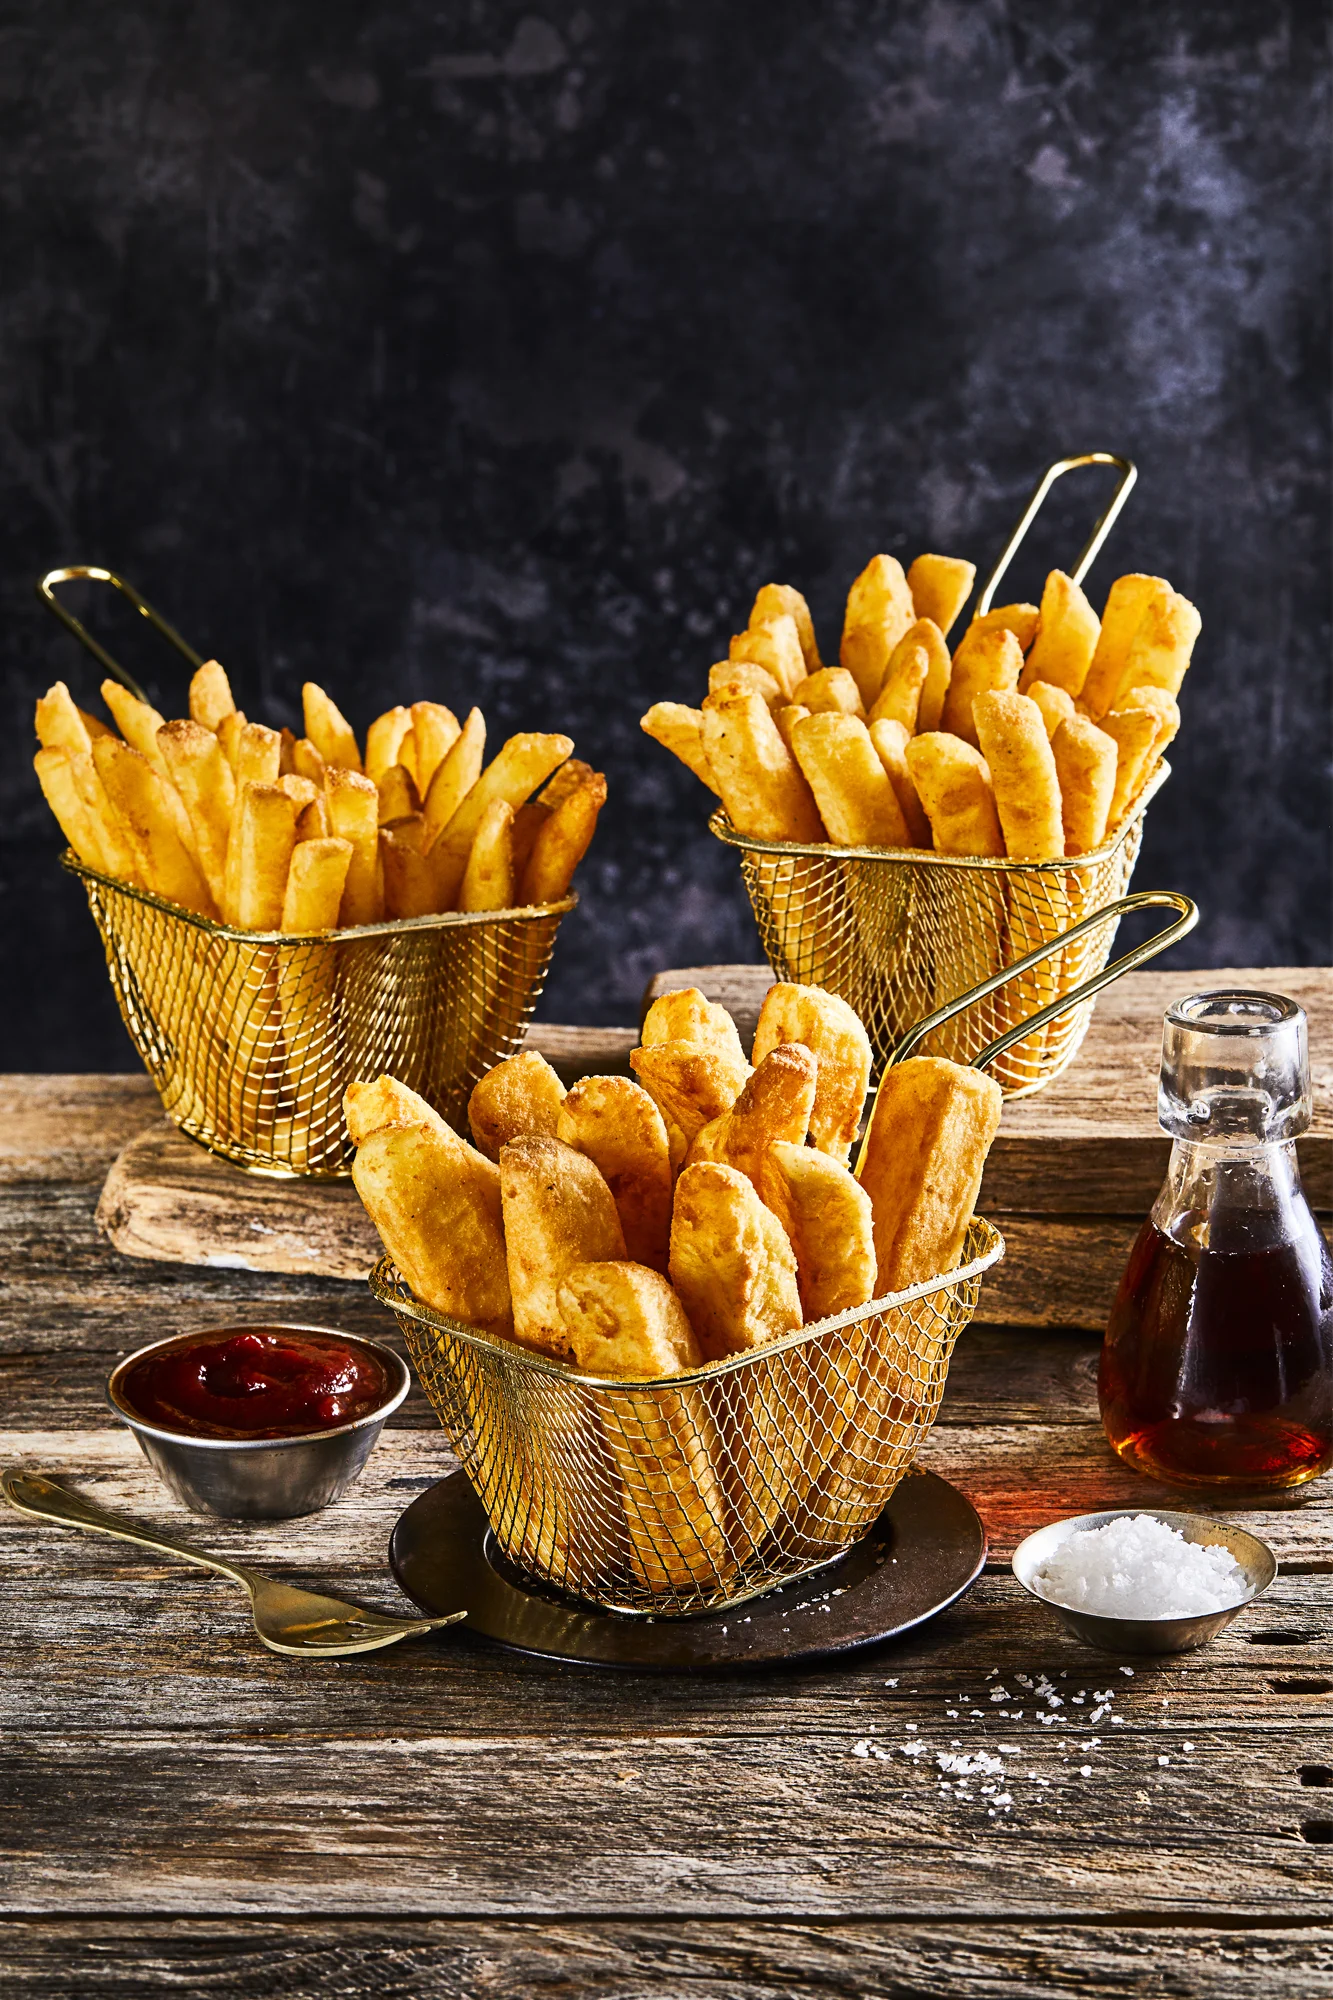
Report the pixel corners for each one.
[107,1324,410,1520]
[1011,1508,1278,1655]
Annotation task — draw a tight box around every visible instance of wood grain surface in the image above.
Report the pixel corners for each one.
[2,1075,1332,1996]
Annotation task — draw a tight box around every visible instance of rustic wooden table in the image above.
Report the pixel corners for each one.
[3,1002,1332,1996]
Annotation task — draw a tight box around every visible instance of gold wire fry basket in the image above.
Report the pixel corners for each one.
[369,891,1195,1618]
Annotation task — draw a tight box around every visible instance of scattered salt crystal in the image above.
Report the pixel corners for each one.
[989,1687,1009,1703]
[905,1723,918,1733]
[938,1750,1004,1777]
[1031,1515,1250,1619]
[1158,1755,1170,1766]
[1183,1742,1194,1753]
[1079,1765,1092,1777]
[1120,1666,1134,1676]
[884,1679,898,1687]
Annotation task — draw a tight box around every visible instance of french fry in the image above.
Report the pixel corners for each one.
[410,701,460,793]
[970,602,1040,650]
[557,1076,674,1271]
[92,736,216,915]
[1114,589,1200,705]
[292,736,327,788]
[858,1057,1002,1291]
[35,682,95,756]
[422,706,486,851]
[1080,574,1171,718]
[752,982,872,1164]
[236,721,283,791]
[519,769,606,904]
[700,690,824,843]
[278,727,298,775]
[1026,681,1076,741]
[217,711,247,773]
[302,682,362,772]
[1100,706,1164,829]
[668,1160,802,1360]
[790,666,865,718]
[789,713,910,848]
[867,718,932,847]
[346,1073,459,1146]
[188,660,235,733]
[510,800,549,881]
[906,554,976,640]
[225,782,299,929]
[156,719,236,908]
[940,624,1024,748]
[1052,715,1117,856]
[501,1135,626,1357]
[324,767,381,925]
[1019,570,1101,699]
[756,1142,877,1320]
[973,691,1065,860]
[56,744,140,879]
[639,702,718,793]
[904,733,1005,856]
[295,794,330,841]
[537,758,592,810]
[281,836,352,931]
[33,747,114,873]
[751,582,820,672]
[429,731,572,910]
[351,1118,512,1339]
[839,554,916,707]
[868,638,930,732]
[709,659,783,709]
[469,1050,567,1160]
[459,798,515,912]
[641,986,749,1065]
[380,824,439,918]
[629,1040,750,1151]
[904,619,953,733]
[774,702,809,752]
[376,763,420,826]
[558,1261,702,1377]
[100,679,169,772]
[364,706,413,785]
[685,1043,818,1184]
[729,613,805,698]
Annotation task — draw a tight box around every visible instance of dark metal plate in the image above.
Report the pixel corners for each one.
[388,1468,986,1671]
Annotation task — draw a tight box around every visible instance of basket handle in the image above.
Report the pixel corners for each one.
[37,566,205,704]
[974,452,1137,618]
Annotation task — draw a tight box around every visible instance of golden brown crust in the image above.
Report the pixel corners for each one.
[468,1050,568,1162]
[668,1161,802,1360]
[557,1075,674,1271]
[751,983,871,1164]
[857,1057,1002,1292]
[500,1136,626,1357]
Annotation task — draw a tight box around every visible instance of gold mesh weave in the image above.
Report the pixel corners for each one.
[370,1217,1003,1617]
[65,854,573,1178]
[713,766,1166,1097]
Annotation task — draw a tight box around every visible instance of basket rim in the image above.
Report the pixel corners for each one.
[60,850,577,941]
[708,759,1167,872]
[368,1214,1005,1392]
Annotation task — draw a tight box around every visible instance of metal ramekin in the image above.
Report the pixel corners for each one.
[107,1324,411,1520]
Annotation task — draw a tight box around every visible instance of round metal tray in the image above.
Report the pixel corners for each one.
[388,1468,986,1671]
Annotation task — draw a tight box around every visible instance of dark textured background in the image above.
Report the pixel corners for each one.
[3,0,1329,1066]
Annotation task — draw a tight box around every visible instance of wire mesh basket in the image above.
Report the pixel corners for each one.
[712,763,1166,1096]
[370,1218,1003,1617]
[67,853,573,1178]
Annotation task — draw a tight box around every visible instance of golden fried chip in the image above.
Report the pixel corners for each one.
[93,736,216,915]
[700,689,824,843]
[1020,570,1100,699]
[223,780,298,929]
[640,986,749,1065]
[302,682,362,772]
[100,679,169,772]
[557,1075,674,1272]
[668,1160,802,1359]
[709,659,783,709]
[940,624,1024,748]
[904,733,1004,856]
[906,553,976,640]
[729,613,805,698]
[351,1119,511,1337]
[281,836,352,932]
[156,718,236,909]
[867,717,932,846]
[501,1135,626,1357]
[789,712,909,848]
[868,636,930,733]
[364,705,414,785]
[908,618,955,733]
[33,747,115,875]
[376,763,420,826]
[468,1049,567,1162]
[1051,715,1118,855]
[459,796,515,911]
[857,1057,1002,1291]
[1115,590,1200,705]
[1080,574,1172,718]
[839,554,916,706]
[756,1141,877,1320]
[685,1042,818,1183]
[640,702,719,794]
[1025,681,1076,741]
[188,660,236,733]
[324,767,381,925]
[1100,706,1164,828]
[422,706,486,851]
[558,1260,701,1378]
[519,768,605,904]
[346,1073,458,1146]
[750,582,821,672]
[790,666,865,719]
[969,602,1040,650]
[429,730,573,909]
[629,1040,750,1150]
[973,690,1065,860]
[35,682,95,757]
[752,982,871,1163]
[380,823,439,918]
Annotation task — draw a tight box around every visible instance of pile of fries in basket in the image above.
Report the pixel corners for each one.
[643,558,1199,860]
[33,662,604,930]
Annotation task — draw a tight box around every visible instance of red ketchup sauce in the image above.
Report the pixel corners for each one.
[119,1328,391,1440]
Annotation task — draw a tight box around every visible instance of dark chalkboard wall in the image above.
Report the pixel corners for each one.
[3,0,1328,1067]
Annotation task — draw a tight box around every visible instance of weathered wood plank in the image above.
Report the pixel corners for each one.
[0,1075,161,1185]
[1,1920,1331,2000]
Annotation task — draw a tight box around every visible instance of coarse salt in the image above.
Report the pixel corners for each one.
[1031,1514,1250,1619]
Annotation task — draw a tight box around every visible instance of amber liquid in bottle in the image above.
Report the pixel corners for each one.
[1100,1173,1333,1491]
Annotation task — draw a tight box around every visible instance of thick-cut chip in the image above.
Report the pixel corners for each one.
[429,731,573,909]
[93,736,216,915]
[630,1040,750,1151]
[292,736,328,788]
[868,718,932,847]
[641,986,749,1065]
[100,680,169,772]
[278,727,299,776]
[858,1057,1002,1292]
[537,758,594,812]
[35,682,95,757]
[790,712,910,848]
[224,781,298,929]
[840,554,916,706]
[868,639,930,733]
[1019,570,1101,699]
[906,618,955,734]
[685,1043,818,1184]
[509,799,549,881]
[501,1135,626,1357]
[904,733,1005,856]
[351,1118,511,1338]
[969,602,1041,651]
[295,794,331,841]
[940,624,1024,747]
[423,706,486,851]
[669,1161,802,1360]
[33,748,115,874]
[468,1049,567,1162]
[1100,706,1164,828]
[756,1142,877,1320]
[1026,681,1076,741]
[188,660,236,733]
[157,718,236,907]
[217,711,247,773]
[750,582,820,672]
[640,702,719,793]
[973,690,1065,860]
[302,683,362,772]
[1080,574,1171,719]
[364,706,413,785]
[1115,590,1200,705]
[558,1261,702,1378]
[774,702,809,752]
[710,659,783,709]
[346,1073,458,1146]
[236,721,283,791]
[324,767,381,925]
[789,667,865,719]
[410,701,460,794]
[281,836,352,932]
[752,982,871,1164]
[729,613,804,698]
[459,797,515,912]
[700,690,824,843]
[380,824,438,918]
[376,763,420,825]
[557,1076,673,1271]
[1052,715,1117,856]
[520,769,606,904]
[906,554,976,640]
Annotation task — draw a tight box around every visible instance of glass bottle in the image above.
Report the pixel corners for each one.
[1099,990,1333,1492]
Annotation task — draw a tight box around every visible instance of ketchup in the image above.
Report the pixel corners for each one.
[119,1328,391,1440]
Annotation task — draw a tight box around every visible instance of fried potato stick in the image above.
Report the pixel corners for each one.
[1019,570,1101,699]
[1051,715,1117,856]
[422,706,486,851]
[709,659,783,709]
[640,702,719,793]
[868,638,930,733]
[558,1261,701,1377]
[217,711,247,774]
[1080,574,1171,719]
[700,690,824,843]
[376,763,420,825]
[729,613,805,698]
[668,1161,802,1360]
[752,982,871,1164]
[1100,706,1164,829]
[100,679,169,772]
[93,736,216,915]
[790,712,910,848]
[380,823,439,918]
[1114,590,1200,705]
[774,702,809,751]
[501,1135,626,1357]
[858,1057,1002,1291]
[291,736,328,788]
[906,554,976,641]
[459,797,515,912]
[750,582,821,672]
[302,682,362,771]
[685,1042,818,1184]
[839,554,916,707]
[519,768,606,904]
[324,767,381,925]
[970,602,1040,651]
[904,733,1005,856]
[35,682,95,756]
[557,1076,674,1271]
[757,1141,877,1320]
[1026,681,1076,741]
[868,718,932,847]
[629,1040,750,1151]
[281,836,352,932]
[225,781,299,929]
[157,718,236,908]
[364,705,414,785]
[641,986,749,1065]
[189,660,236,733]
[346,1073,462,1147]
[235,720,283,792]
[790,667,865,718]
[469,1049,567,1161]
[973,690,1065,861]
[352,1119,511,1338]
[429,730,573,909]
[33,747,116,875]
[410,701,461,794]
[940,624,1024,748]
